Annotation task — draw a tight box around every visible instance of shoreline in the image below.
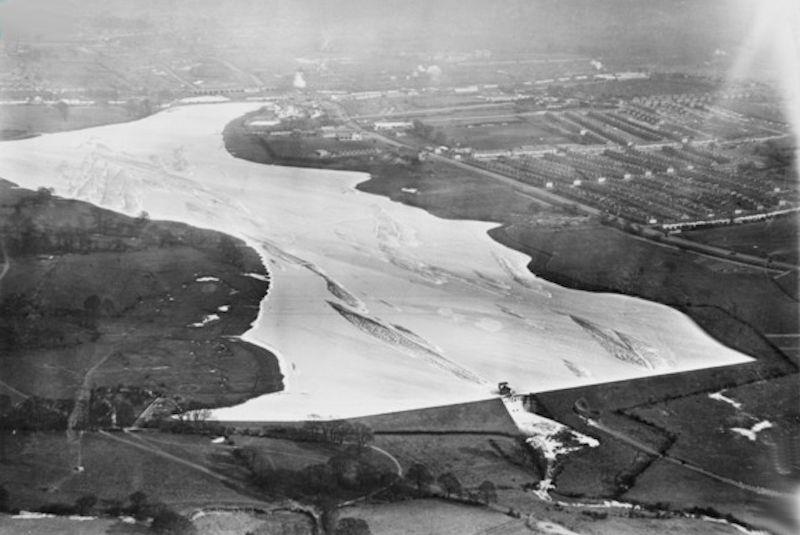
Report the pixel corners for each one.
[0,102,754,423]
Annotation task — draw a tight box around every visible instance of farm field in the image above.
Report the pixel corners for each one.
[526,360,797,533]
[623,460,789,533]
[346,499,528,535]
[355,398,521,434]
[0,431,263,512]
[342,94,490,118]
[438,119,568,150]
[265,136,375,160]
[681,216,800,264]
[348,497,747,535]
[0,515,147,535]
[491,221,799,352]
[0,181,281,411]
[626,373,800,491]
[193,510,313,535]
[355,160,543,223]
[373,434,537,489]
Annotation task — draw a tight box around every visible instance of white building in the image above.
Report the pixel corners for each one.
[373,121,413,131]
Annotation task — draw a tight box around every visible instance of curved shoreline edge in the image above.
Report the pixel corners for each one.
[221,105,793,381]
[0,103,776,426]
[0,177,284,413]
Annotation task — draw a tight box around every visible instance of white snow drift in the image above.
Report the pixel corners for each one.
[0,103,750,420]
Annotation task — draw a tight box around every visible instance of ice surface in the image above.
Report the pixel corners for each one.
[0,102,751,421]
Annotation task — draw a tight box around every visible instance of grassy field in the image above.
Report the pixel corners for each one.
[0,428,385,510]
[681,216,800,265]
[346,499,528,535]
[358,160,547,223]
[374,434,537,489]
[492,221,799,352]
[347,496,747,535]
[0,104,135,140]
[438,119,568,149]
[0,515,148,534]
[355,398,521,434]
[627,373,800,491]
[526,362,797,532]
[263,136,377,161]
[193,510,313,535]
[0,181,282,412]
[624,460,790,533]
[0,431,264,512]
[341,94,490,118]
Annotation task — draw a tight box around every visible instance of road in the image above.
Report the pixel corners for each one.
[0,378,29,401]
[369,444,403,477]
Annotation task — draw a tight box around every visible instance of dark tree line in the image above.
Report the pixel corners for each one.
[402,463,497,504]
[411,120,448,146]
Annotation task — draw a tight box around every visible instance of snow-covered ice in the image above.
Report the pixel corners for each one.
[0,102,751,421]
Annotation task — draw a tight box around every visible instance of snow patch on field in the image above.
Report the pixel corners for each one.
[195,276,220,282]
[0,102,752,421]
[12,512,97,521]
[189,314,220,327]
[731,420,773,441]
[528,520,582,535]
[12,512,57,519]
[709,390,743,410]
[244,272,269,282]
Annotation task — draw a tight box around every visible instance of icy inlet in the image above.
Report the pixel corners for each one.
[0,103,751,420]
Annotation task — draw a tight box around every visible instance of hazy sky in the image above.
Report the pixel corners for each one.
[0,0,766,55]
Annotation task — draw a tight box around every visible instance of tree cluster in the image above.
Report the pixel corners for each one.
[300,421,374,447]
[411,120,448,146]
[0,396,72,431]
[402,463,497,504]
[88,385,157,428]
[39,494,97,517]
[237,445,393,504]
